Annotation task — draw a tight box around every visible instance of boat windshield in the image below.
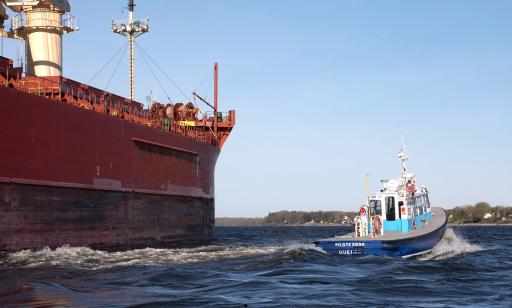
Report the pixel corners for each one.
[369,199,382,216]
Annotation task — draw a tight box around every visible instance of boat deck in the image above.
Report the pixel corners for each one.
[328,207,446,242]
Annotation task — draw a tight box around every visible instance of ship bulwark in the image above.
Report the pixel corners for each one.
[0,85,219,251]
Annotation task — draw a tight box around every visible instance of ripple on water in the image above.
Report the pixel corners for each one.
[0,226,509,307]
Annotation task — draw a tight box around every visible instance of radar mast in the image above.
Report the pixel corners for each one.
[112,0,149,101]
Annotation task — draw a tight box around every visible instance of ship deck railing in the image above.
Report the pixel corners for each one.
[0,61,232,147]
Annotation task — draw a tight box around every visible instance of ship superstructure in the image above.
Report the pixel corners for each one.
[0,0,235,251]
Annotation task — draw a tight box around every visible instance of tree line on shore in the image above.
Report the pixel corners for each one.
[216,202,512,226]
[447,202,512,224]
[263,210,357,225]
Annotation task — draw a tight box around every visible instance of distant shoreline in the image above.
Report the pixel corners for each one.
[449,223,512,227]
[215,223,512,227]
[216,224,353,227]
[215,218,352,227]
[218,203,512,227]
[215,218,512,228]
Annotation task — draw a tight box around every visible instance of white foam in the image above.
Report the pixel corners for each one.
[1,243,323,270]
[284,243,326,254]
[419,228,484,260]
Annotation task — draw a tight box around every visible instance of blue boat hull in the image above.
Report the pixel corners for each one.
[315,219,447,258]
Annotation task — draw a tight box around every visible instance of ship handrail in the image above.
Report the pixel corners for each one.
[10,13,79,32]
[0,64,228,147]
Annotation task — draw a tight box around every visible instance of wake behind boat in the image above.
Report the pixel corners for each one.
[315,149,447,258]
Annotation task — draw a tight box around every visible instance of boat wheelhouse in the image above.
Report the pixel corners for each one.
[360,176,432,236]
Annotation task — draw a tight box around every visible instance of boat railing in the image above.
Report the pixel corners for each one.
[62,14,79,32]
[0,62,219,146]
[354,216,369,237]
[202,110,232,124]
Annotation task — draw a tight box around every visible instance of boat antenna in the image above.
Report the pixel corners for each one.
[401,135,409,159]
[398,135,408,177]
[112,0,150,101]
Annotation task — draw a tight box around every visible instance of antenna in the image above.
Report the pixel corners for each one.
[145,90,157,108]
[398,135,408,177]
[401,135,408,160]
[112,0,150,101]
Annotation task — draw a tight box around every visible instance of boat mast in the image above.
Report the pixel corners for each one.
[112,0,149,101]
[398,136,416,199]
[398,135,408,179]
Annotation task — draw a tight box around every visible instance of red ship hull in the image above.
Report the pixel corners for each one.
[0,85,220,251]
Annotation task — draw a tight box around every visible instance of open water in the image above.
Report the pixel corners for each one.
[0,226,510,307]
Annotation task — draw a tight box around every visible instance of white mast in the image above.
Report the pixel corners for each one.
[112,0,149,101]
[398,136,416,198]
[398,135,408,178]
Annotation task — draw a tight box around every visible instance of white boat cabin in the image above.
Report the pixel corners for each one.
[354,150,433,237]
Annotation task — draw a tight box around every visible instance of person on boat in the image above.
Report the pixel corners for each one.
[359,207,368,236]
[373,215,382,237]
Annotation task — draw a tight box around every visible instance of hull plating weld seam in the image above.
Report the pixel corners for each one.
[1,177,213,199]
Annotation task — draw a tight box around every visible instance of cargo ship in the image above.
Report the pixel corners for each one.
[0,0,235,251]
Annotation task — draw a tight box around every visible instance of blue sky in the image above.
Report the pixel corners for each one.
[2,1,511,217]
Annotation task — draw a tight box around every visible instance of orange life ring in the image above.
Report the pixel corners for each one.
[373,216,382,235]
[359,207,366,215]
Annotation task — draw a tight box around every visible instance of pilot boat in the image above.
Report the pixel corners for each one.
[315,149,447,258]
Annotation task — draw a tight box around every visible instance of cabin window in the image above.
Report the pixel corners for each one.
[426,195,431,209]
[398,201,404,219]
[369,200,382,216]
[386,197,396,221]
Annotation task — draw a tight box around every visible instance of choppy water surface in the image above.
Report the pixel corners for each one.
[0,226,510,307]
